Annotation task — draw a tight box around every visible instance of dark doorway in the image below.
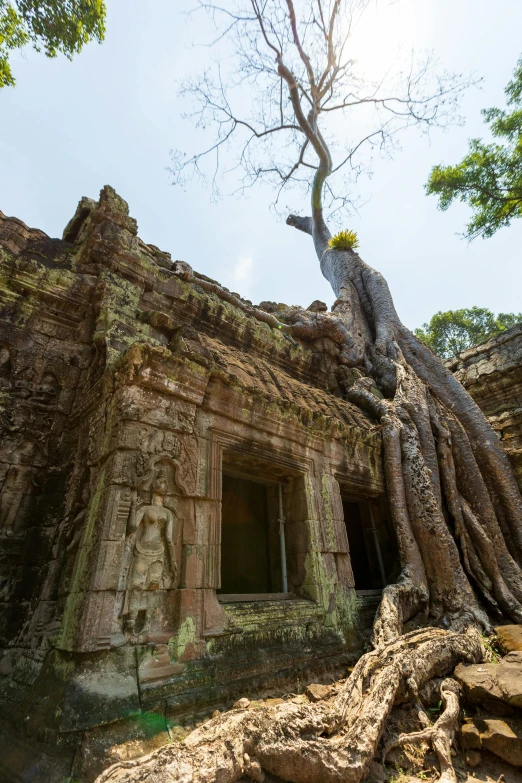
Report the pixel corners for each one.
[343,501,375,589]
[219,474,274,594]
[342,498,399,590]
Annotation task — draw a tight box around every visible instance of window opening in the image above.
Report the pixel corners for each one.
[219,474,287,595]
[278,484,288,593]
[342,498,398,590]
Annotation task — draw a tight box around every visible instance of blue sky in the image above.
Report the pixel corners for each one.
[1,0,521,330]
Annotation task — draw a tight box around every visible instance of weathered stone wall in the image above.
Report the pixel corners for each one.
[0,188,387,781]
[2,188,521,781]
[2,187,521,781]
[448,325,522,492]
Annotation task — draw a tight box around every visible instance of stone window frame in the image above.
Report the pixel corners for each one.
[336,476,396,594]
[207,428,314,604]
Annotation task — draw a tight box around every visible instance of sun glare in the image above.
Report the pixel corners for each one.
[345,0,428,81]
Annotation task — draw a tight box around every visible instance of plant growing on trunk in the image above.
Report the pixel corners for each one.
[97,3,522,782]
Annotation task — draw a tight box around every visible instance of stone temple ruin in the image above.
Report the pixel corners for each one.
[0,187,520,781]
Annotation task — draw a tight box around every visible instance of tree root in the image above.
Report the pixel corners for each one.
[383,678,461,783]
[95,629,482,783]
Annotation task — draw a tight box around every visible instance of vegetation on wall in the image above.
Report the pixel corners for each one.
[415,306,522,359]
[0,0,105,87]
[426,53,522,239]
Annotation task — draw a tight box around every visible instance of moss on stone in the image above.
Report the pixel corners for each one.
[169,617,197,661]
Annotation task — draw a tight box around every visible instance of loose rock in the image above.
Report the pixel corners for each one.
[305,683,333,702]
[461,722,481,750]
[474,717,522,767]
[495,625,522,653]
[455,659,522,708]
[233,698,250,709]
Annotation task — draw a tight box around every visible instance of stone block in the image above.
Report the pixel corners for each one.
[115,385,197,432]
[288,551,309,587]
[305,682,333,702]
[96,484,132,541]
[138,644,185,686]
[180,497,196,545]
[286,485,311,523]
[58,648,140,732]
[194,499,220,547]
[473,717,522,767]
[321,552,338,584]
[91,540,125,591]
[180,545,204,588]
[335,552,355,587]
[455,659,522,708]
[298,582,321,603]
[461,721,481,750]
[283,519,311,554]
[180,545,199,589]
[176,588,203,631]
[332,515,349,553]
[205,544,221,589]
[495,624,522,653]
[180,544,220,590]
[318,474,342,552]
[76,590,117,652]
[202,589,226,635]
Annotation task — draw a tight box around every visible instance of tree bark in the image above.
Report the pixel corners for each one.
[284,229,522,636]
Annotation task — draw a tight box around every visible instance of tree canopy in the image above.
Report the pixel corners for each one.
[426,54,522,239]
[415,306,522,359]
[0,0,105,88]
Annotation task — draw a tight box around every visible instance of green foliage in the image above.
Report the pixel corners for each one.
[328,229,359,251]
[0,0,105,88]
[426,700,442,717]
[426,54,522,239]
[415,306,522,359]
[481,633,502,664]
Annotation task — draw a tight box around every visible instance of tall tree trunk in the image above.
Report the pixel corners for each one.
[287,210,522,637]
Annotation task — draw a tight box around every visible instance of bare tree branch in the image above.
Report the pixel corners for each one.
[171,0,477,230]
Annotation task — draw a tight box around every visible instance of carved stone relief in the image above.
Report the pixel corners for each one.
[112,448,187,645]
[0,463,38,537]
[0,356,64,536]
[0,437,46,537]
[121,468,178,638]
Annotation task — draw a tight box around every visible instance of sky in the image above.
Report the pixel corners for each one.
[0,0,521,331]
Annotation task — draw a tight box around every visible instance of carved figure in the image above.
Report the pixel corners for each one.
[0,459,37,536]
[122,468,178,636]
[33,372,60,405]
[13,366,37,400]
